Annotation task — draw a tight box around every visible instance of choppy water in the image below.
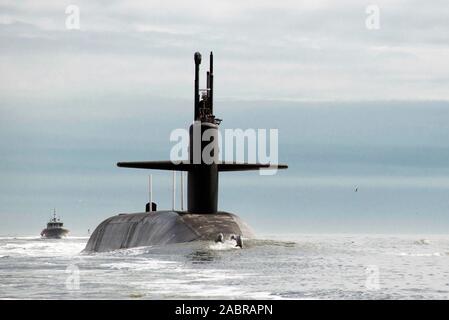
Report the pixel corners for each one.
[1,234,449,299]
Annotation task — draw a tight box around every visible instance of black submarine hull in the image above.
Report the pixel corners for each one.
[84,211,254,252]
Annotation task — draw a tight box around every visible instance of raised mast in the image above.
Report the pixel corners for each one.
[194,52,201,121]
[209,52,213,114]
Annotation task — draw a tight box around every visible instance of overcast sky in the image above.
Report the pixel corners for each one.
[1,0,449,102]
[1,1,448,235]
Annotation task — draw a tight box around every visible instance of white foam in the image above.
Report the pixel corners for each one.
[398,252,442,257]
[100,260,177,271]
[209,240,240,251]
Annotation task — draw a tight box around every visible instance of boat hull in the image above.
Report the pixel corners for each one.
[84,211,254,252]
[41,228,69,239]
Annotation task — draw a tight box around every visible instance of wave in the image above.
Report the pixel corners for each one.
[414,239,430,245]
[397,252,442,257]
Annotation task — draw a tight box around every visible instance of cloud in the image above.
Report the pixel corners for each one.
[0,0,449,102]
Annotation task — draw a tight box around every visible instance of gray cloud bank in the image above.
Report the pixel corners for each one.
[1,0,449,101]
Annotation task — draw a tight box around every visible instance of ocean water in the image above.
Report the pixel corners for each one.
[0,234,449,299]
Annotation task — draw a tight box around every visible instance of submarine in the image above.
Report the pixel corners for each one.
[84,52,287,252]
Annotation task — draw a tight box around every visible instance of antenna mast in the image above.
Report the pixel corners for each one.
[209,51,213,113]
[194,52,202,121]
[172,171,176,210]
[180,172,184,211]
[148,174,153,212]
